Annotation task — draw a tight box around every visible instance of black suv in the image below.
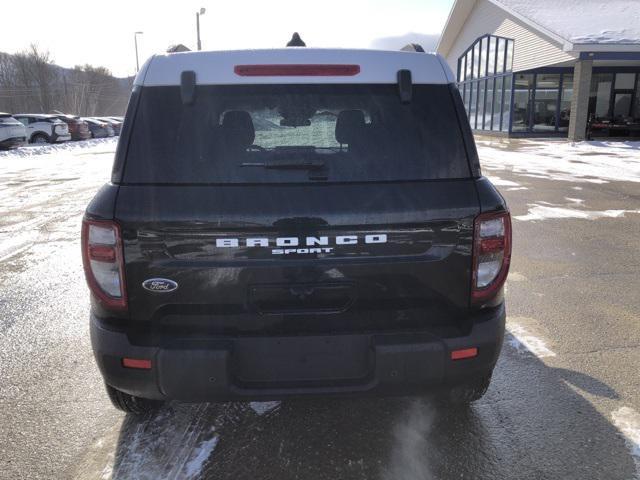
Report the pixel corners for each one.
[82,47,511,414]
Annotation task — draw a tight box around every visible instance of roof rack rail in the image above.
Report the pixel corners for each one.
[400,43,425,53]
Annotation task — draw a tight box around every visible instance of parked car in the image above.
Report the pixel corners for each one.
[93,117,122,135]
[13,114,71,144]
[0,113,27,149]
[82,45,511,414]
[81,118,114,138]
[52,114,92,141]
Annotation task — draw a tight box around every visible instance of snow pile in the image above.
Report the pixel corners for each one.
[477,139,640,184]
[0,137,117,158]
[495,0,640,44]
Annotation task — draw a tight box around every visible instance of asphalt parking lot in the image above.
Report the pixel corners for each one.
[0,137,639,479]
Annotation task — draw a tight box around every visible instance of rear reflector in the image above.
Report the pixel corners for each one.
[122,358,152,370]
[451,348,478,360]
[234,64,360,77]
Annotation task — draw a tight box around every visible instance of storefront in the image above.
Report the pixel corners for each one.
[456,38,640,137]
[438,0,640,140]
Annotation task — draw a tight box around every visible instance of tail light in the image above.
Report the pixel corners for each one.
[471,211,511,305]
[81,219,127,310]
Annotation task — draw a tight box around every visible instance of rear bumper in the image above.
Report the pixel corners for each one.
[91,305,505,402]
[72,131,92,141]
[52,133,71,142]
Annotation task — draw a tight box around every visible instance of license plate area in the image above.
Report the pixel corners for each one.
[248,282,354,315]
[232,335,372,388]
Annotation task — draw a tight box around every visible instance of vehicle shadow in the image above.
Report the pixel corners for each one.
[107,342,635,480]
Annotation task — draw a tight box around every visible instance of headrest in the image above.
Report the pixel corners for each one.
[335,110,365,145]
[221,110,255,148]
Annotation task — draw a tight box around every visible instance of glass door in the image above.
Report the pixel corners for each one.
[512,74,534,132]
[533,74,560,132]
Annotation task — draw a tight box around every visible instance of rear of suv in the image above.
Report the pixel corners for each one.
[52,114,92,141]
[13,114,71,143]
[0,113,26,149]
[83,45,511,414]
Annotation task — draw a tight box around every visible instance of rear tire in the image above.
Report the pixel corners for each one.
[30,133,49,144]
[105,384,164,415]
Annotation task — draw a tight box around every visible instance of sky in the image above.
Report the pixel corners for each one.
[2,0,453,78]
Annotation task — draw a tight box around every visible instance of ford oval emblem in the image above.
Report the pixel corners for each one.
[142,278,178,293]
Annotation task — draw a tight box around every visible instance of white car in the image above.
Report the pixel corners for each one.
[0,113,27,149]
[13,114,72,144]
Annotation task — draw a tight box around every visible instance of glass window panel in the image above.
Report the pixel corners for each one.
[460,83,469,110]
[633,77,640,120]
[615,73,635,90]
[464,82,471,115]
[502,75,512,132]
[473,42,481,79]
[496,38,506,74]
[505,40,514,72]
[558,74,573,132]
[477,80,486,129]
[466,51,473,80]
[613,93,632,118]
[589,73,613,119]
[469,81,477,128]
[493,76,504,131]
[479,37,488,77]
[485,78,494,129]
[488,37,497,76]
[512,73,534,131]
[533,74,560,132]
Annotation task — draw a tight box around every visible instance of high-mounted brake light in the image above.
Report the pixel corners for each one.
[471,211,512,305]
[234,64,360,77]
[81,219,127,310]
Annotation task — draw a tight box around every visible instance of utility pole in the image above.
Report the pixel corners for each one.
[196,8,206,51]
[134,31,144,73]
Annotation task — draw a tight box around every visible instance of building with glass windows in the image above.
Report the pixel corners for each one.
[437,0,640,140]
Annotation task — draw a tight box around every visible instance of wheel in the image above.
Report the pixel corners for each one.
[440,372,493,406]
[105,384,164,415]
[30,133,49,144]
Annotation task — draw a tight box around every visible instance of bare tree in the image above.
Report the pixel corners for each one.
[0,46,130,115]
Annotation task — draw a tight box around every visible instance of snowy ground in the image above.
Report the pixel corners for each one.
[1,138,640,480]
[477,138,640,222]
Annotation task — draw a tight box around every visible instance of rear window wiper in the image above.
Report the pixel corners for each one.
[241,158,325,170]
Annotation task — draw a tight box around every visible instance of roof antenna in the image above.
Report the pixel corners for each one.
[287,32,306,47]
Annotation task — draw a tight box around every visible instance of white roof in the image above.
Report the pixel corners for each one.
[135,48,455,86]
[494,0,640,46]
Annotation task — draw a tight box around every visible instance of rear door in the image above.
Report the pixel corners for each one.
[115,83,480,337]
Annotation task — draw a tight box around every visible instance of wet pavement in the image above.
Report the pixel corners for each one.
[1,137,639,479]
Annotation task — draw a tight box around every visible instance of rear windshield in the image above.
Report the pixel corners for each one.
[122,84,470,184]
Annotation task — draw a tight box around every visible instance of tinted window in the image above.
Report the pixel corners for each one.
[122,84,471,184]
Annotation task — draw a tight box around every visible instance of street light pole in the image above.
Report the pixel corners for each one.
[196,8,206,51]
[134,31,144,73]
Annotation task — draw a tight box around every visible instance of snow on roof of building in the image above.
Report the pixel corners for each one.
[493,0,640,45]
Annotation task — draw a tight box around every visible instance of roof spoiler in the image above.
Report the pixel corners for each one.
[400,43,425,53]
